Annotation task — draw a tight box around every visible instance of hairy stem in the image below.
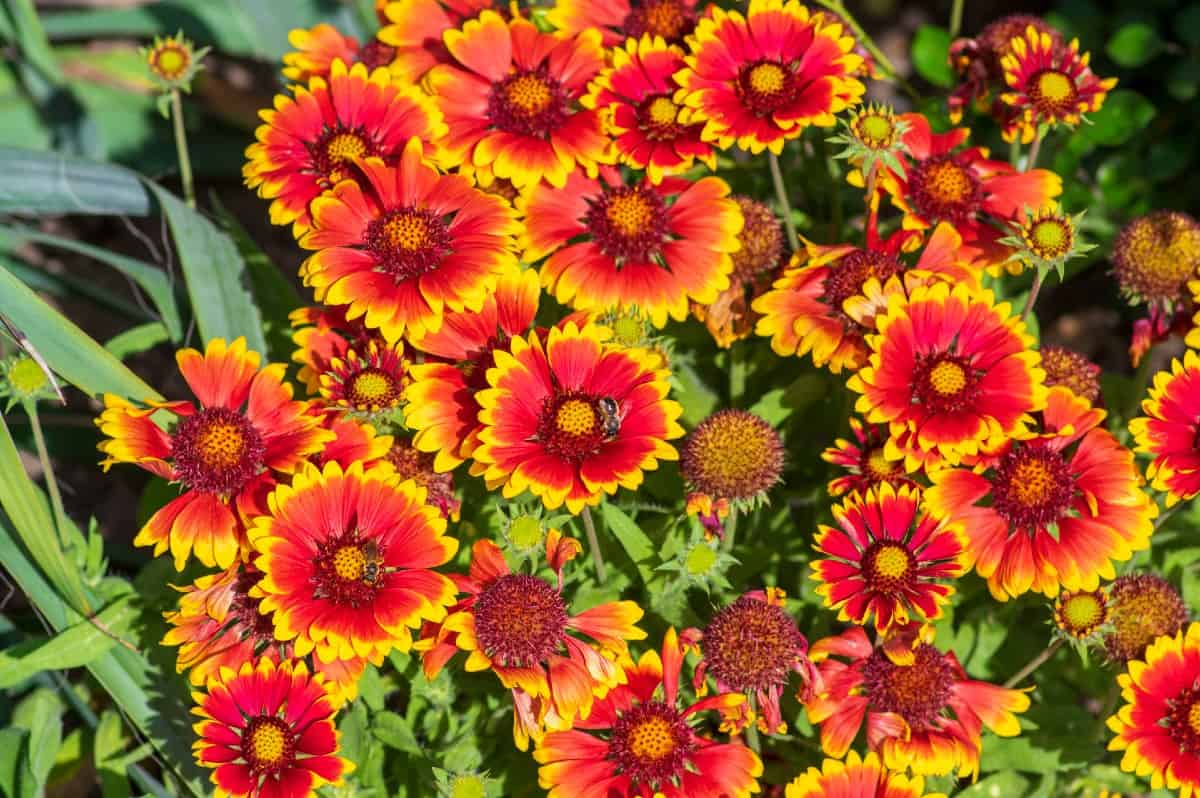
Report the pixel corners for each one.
[1021,267,1046,320]
[949,0,965,37]
[722,504,740,553]
[1004,638,1064,688]
[26,400,69,550]
[169,89,196,208]
[768,152,799,252]
[581,505,606,582]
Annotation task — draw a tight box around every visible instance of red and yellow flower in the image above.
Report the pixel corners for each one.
[754,222,979,374]
[282,24,400,83]
[807,625,1029,778]
[584,35,714,183]
[1130,349,1200,506]
[926,386,1155,600]
[534,628,762,798]
[299,139,521,343]
[318,340,409,414]
[376,0,501,83]
[192,658,349,798]
[685,588,817,735]
[473,323,684,513]
[675,0,865,155]
[822,417,921,498]
[384,436,462,520]
[1108,623,1200,797]
[244,60,446,236]
[872,113,1061,264]
[403,267,540,472]
[812,484,964,632]
[999,25,1116,144]
[312,411,393,471]
[948,14,1062,125]
[424,11,609,188]
[519,171,742,328]
[290,306,371,395]
[97,338,332,570]
[847,281,1045,464]
[785,750,947,798]
[547,0,699,47]
[416,533,644,749]
[248,460,459,664]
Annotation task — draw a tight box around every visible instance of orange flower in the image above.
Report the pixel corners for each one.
[424,11,609,188]
[534,628,762,798]
[520,171,741,328]
[926,387,1155,600]
[785,750,946,798]
[548,0,699,47]
[384,436,462,520]
[299,139,521,343]
[846,281,1046,464]
[675,0,864,154]
[244,60,446,236]
[1129,349,1200,505]
[822,417,921,498]
[376,0,503,83]
[318,339,409,414]
[249,460,459,664]
[97,338,332,570]
[948,14,1062,125]
[812,484,964,632]
[416,533,644,749]
[807,625,1029,778]
[282,24,399,83]
[192,659,349,798]
[473,323,684,513]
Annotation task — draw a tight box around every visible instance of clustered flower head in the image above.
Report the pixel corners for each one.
[85,3,1200,797]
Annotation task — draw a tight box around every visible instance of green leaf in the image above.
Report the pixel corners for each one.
[0,727,32,798]
[601,503,655,566]
[94,711,132,798]
[0,261,162,400]
[105,323,170,360]
[1106,22,1164,68]
[371,711,423,757]
[11,688,63,794]
[148,184,268,355]
[0,595,137,687]
[0,225,183,340]
[911,25,955,88]
[0,147,151,216]
[1077,89,1156,148]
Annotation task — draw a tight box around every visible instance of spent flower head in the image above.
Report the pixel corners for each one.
[830,103,910,179]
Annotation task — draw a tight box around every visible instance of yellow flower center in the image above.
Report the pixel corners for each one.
[1189,702,1200,736]
[325,132,367,165]
[1062,593,1104,630]
[151,44,190,80]
[195,420,248,471]
[249,723,286,765]
[508,515,544,550]
[1035,70,1074,103]
[923,160,975,205]
[646,95,679,126]
[871,543,912,580]
[685,544,718,575]
[611,314,646,347]
[505,73,553,115]
[7,357,48,396]
[1009,458,1056,507]
[865,447,898,478]
[555,399,597,437]
[348,370,395,403]
[627,716,676,762]
[748,62,787,96]
[383,212,432,251]
[450,775,488,798]
[1030,217,1071,257]
[928,360,967,396]
[606,192,656,238]
[333,545,366,581]
[856,112,895,149]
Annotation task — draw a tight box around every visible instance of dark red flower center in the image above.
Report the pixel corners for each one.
[241,716,296,774]
[910,352,980,414]
[736,59,799,116]
[908,154,983,224]
[536,391,615,462]
[991,444,1075,531]
[344,366,403,410]
[472,574,567,667]
[862,540,917,594]
[862,643,954,728]
[311,126,379,187]
[1166,686,1200,756]
[385,439,459,519]
[700,595,806,692]
[623,0,695,44]
[365,206,453,282]
[171,407,266,495]
[358,38,397,70]
[822,250,904,312]
[488,68,569,137]
[232,569,277,642]
[608,700,695,787]
[637,93,686,142]
[311,533,386,607]
[1028,68,1078,116]
[586,185,669,263]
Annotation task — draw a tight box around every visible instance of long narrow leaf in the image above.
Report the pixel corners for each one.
[0,262,161,400]
[0,147,151,216]
[0,595,136,688]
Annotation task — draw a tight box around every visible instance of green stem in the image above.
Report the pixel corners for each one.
[729,343,746,407]
[1003,638,1064,688]
[721,504,740,553]
[1021,267,1046,321]
[169,89,196,208]
[745,693,762,753]
[1009,138,1022,168]
[25,400,69,551]
[1124,348,1154,427]
[581,505,606,582]
[949,0,965,38]
[816,0,919,100]
[1025,128,1044,172]
[768,152,799,252]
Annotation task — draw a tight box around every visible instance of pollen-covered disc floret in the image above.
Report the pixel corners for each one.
[680,409,784,505]
[547,0,700,47]
[863,644,955,728]
[319,341,408,413]
[1040,345,1101,404]
[1112,211,1200,307]
[1054,589,1109,640]
[609,700,695,785]
[730,196,785,282]
[385,437,461,520]
[1104,574,1188,663]
[701,594,805,693]
[473,574,568,668]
